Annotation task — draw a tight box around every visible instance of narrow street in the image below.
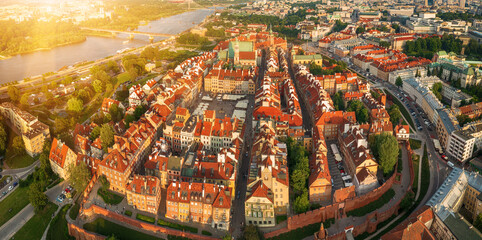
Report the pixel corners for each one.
[229,50,265,239]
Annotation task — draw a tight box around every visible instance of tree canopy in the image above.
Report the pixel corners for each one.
[67,162,92,192]
[395,76,403,88]
[66,97,83,114]
[28,181,49,213]
[100,124,115,150]
[388,104,402,125]
[373,133,399,175]
[7,85,20,102]
[347,100,368,123]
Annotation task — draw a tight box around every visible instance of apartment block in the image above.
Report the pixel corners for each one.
[0,102,50,157]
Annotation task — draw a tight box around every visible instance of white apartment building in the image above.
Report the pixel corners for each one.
[447,122,482,163]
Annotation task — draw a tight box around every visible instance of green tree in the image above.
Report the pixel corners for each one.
[376,133,399,175]
[432,82,443,101]
[395,76,403,88]
[99,174,110,191]
[7,85,20,102]
[309,62,322,75]
[66,97,83,115]
[124,114,136,128]
[12,136,25,155]
[67,162,92,192]
[109,103,123,123]
[90,126,101,141]
[379,41,391,48]
[54,117,70,135]
[106,235,120,240]
[475,213,482,232]
[332,91,345,111]
[388,104,402,125]
[62,75,73,85]
[242,224,262,240]
[28,182,49,213]
[0,124,7,153]
[92,79,104,93]
[100,124,115,150]
[356,26,365,34]
[291,168,308,194]
[20,93,29,106]
[347,100,368,123]
[293,190,310,214]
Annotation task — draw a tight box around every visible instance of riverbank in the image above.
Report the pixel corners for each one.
[0,36,87,60]
[0,8,216,84]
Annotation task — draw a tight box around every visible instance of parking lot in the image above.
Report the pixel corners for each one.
[326,140,350,194]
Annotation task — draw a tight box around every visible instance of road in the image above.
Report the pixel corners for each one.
[0,172,69,239]
[0,160,39,200]
[345,55,449,207]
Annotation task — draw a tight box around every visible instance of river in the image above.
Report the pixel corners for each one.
[0,8,215,84]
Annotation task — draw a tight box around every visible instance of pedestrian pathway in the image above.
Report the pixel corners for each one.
[0,204,35,239]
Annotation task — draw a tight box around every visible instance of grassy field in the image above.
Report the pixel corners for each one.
[12,202,58,240]
[412,153,420,194]
[347,189,396,217]
[409,139,422,150]
[117,72,132,83]
[47,204,75,240]
[84,218,162,240]
[267,219,335,240]
[0,186,30,227]
[384,90,415,130]
[4,127,36,169]
[136,213,155,224]
[157,219,198,233]
[97,188,124,205]
[69,202,80,220]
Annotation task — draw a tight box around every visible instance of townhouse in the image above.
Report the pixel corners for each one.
[204,62,255,94]
[126,175,162,214]
[338,124,379,193]
[165,181,232,230]
[49,138,77,179]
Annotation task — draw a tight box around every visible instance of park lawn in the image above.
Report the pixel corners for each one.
[412,154,420,194]
[12,202,58,240]
[409,139,422,150]
[69,202,81,220]
[347,189,396,217]
[117,72,132,83]
[158,219,198,233]
[84,217,162,240]
[0,186,30,227]
[384,90,415,130]
[47,204,74,240]
[4,127,36,169]
[267,218,334,240]
[97,188,124,205]
[136,213,155,223]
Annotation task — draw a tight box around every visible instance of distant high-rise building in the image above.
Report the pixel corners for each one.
[459,0,465,7]
[425,0,429,7]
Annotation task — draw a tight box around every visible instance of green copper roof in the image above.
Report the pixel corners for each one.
[218,50,228,61]
[228,41,253,58]
[437,51,448,56]
[293,54,322,61]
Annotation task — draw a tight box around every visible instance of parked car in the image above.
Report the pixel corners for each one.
[8,185,13,191]
[13,182,17,187]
